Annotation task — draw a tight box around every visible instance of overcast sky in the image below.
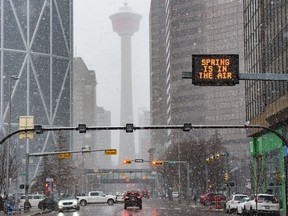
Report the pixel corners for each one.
[73,1,151,160]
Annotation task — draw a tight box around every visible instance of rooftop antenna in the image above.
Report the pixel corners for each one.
[124,0,128,7]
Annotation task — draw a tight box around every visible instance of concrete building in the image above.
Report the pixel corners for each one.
[150,1,248,158]
[73,57,97,169]
[137,108,151,169]
[110,3,141,166]
[0,0,73,190]
[95,106,112,169]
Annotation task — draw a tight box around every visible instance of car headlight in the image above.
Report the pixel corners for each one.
[72,200,77,205]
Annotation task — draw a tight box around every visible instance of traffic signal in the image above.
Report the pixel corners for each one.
[210,155,214,161]
[224,172,229,182]
[123,160,132,164]
[216,153,221,160]
[44,182,49,195]
[151,160,164,166]
[78,124,87,133]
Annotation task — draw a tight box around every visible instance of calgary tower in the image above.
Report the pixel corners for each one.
[110,2,142,166]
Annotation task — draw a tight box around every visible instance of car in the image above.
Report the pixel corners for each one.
[115,192,125,203]
[58,194,80,212]
[236,196,249,215]
[243,194,280,216]
[38,197,58,211]
[77,191,116,206]
[199,192,226,206]
[225,194,249,214]
[124,191,142,210]
[19,194,47,208]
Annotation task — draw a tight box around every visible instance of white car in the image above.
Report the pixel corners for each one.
[243,194,280,216]
[236,196,249,214]
[58,194,80,212]
[19,194,47,208]
[225,194,249,214]
[115,192,125,203]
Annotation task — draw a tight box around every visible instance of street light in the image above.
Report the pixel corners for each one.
[5,75,19,197]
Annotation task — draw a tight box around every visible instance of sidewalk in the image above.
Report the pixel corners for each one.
[0,208,52,216]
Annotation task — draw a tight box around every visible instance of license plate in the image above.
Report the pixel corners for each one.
[265,206,270,209]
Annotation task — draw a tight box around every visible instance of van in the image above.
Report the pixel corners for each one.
[19,194,47,208]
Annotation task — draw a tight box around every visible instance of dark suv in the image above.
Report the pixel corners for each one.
[124,191,142,210]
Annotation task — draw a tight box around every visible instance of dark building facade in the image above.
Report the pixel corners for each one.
[0,0,73,190]
[150,0,247,159]
[244,0,288,211]
[73,57,97,169]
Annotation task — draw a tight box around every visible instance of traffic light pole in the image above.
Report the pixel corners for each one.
[1,123,288,213]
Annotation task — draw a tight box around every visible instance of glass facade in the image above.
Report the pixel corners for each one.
[244,0,288,121]
[0,0,73,180]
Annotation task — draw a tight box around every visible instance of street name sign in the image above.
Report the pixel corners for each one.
[104,149,117,155]
[57,153,71,159]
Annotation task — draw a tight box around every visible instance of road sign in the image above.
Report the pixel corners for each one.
[167,161,177,164]
[46,178,54,182]
[19,116,34,139]
[134,159,144,163]
[104,149,117,155]
[57,153,71,159]
[192,54,239,86]
[284,146,288,157]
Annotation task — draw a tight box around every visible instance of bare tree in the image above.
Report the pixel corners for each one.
[161,132,228,198]
[0,143,20,194]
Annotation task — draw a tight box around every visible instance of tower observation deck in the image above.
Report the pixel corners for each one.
[110,3,142,166]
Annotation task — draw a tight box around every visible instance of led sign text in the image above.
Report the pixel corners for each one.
[192,55,239,86]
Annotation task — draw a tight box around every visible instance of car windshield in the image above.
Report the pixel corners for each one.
[235,196,248,201]
[60,195,76,200]
[258,196,277,202]
[1,0,287,215]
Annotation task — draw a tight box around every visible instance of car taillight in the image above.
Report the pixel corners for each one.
[125,196,129,199]
[137,196,141,199]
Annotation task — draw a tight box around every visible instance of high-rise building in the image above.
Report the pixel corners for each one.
[95,107,112,169]
[244,0,288,206]
[0,1,73,184]
[110,3,141,165]
[137,108,150,169]
[73,57,97,169]
[150,1,247,158]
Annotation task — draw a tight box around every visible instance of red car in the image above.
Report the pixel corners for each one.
[200,192,226,206]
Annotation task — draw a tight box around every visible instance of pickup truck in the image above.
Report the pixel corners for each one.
[77,191,117,206]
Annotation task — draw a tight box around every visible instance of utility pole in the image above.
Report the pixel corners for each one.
[5,75,18,197]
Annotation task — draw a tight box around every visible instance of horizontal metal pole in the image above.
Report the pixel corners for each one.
[182,71,288,81]
[239,73,288,81]
[1,124,287,148]
[29,148,110,157]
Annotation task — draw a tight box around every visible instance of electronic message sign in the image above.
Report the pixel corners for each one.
[192,54,239,86]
